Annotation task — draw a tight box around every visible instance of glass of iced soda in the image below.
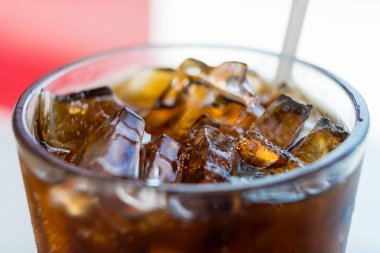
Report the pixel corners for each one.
[13,45,369,253]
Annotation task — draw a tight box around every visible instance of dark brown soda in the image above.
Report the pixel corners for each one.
[20,156,360,253]
[25,59,355,253]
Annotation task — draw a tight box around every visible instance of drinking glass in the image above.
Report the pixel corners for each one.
[13,45,369,253]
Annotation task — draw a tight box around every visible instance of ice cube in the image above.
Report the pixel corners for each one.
[177,126,239,183]
[143,60,207,133]
[37,87,121,155]
[144,60,259,138]
[291,116,348,164]
[171,85,216,139]
[204,96,245,124]
[142,135,180,184]
[190,114,240,138]
[262,117,347,173]
[177,58,211,80]
[157,58,210,108]
[185,95,257,139]
[179,60,259,109]
[77,107,145,178]
[235,94,311,168]
[143,105,185,136]
[113,68,174,110]
[157,76,190,108]
[235,128,288,168]
[145,85,257,140]
[254,94,312,148]
[171,86,258,140]
[201,96,258,132]
[160,60,256,108]
[245,70,266,94]
[207,62,256,105]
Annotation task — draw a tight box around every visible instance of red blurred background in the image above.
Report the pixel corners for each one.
[0,0,148,109]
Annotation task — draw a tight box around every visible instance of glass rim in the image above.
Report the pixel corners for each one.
[12,44,370,194]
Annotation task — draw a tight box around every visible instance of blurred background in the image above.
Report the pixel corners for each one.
[0,0,379,252]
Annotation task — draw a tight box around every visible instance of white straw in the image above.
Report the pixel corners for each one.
[275,0,309,84]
